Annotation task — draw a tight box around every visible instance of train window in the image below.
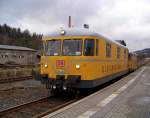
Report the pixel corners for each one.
[106,42,111,57]
[96,39,99,56]
[124,49,126,59]
[42,41,47,56]
[62,39,82,56]
[102,66,104,72]
[117,47,121,58]
[46,40,61,56]
[84,39,95,56]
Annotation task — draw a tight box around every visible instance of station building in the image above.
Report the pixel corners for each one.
[0,45,37,66]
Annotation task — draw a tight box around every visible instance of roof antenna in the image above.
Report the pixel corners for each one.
[83,24,89,29]
[68,16,71,28]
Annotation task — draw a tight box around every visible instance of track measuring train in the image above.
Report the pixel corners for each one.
[36,28,138,93]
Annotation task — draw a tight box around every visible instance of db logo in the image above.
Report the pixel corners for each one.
[56,60,65,67]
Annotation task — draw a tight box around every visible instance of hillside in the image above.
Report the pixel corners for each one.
[0,24,42,50]
[135,48,150,57]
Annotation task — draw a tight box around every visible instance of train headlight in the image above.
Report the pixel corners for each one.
[44,64,48,68]
[53,85,56,89]
[63,86,67,91]
[76,64,80,69]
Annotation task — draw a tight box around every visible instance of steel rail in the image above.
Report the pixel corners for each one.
[0,96,50,116]
[33,99,78,118]
[0,76,32,84]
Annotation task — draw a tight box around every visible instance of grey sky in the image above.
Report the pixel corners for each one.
[0,0,150,51]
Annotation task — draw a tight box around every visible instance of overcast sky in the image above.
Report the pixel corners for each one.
[0,0,150,51]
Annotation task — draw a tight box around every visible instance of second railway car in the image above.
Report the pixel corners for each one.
[38,28,129,92]
[128,53,138,71]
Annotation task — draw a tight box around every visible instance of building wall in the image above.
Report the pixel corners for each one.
[0,49,36,65]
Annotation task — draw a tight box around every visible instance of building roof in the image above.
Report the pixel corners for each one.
[0,45,36,51]
[45,28,127,49]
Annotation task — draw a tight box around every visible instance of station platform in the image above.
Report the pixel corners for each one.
[43,65,150,118]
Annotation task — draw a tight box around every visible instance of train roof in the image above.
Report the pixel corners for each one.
[46,28,98,37]
[0,45,36,51]
[45,28,127,49]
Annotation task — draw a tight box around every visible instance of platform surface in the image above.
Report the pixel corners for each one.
[43,64,150,118]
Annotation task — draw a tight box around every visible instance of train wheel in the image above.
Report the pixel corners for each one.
[75,90,80,98]
[50,88,63,96]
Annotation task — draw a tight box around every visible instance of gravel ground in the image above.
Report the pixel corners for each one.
[0,79,50,111]
[0,79,44,90]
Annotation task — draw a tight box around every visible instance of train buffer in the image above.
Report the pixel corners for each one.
[42,65,150,118]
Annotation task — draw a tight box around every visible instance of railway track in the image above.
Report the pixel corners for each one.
[0,95,77,118]
[33,98,78,118]
[0,76,32,84]
[0,71,135,118]
[0,97,49,115]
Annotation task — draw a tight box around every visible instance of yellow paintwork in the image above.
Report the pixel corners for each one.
[40,35,129,81]
[128,54,138,71]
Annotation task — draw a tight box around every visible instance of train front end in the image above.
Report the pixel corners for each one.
[40,29,97,92]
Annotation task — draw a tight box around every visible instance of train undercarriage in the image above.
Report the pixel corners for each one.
[35,74,81,95]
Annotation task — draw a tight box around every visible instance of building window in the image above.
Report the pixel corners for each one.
[106,42,111,57]
[5,55,8,58]
[117,47,121,58]
[19,55,24,58]
[3,53,8,58]
[12,54,17,58]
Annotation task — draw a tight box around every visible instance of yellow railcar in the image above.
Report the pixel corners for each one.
[39,28,129,92]
[128,53,138,71]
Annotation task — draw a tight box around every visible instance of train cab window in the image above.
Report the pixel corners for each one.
[42,41,47,56]
[62,39,82,56]
[84,39,95,56]
[117,47,121,58]
[106,43,111,57]
[46,40,61,56]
